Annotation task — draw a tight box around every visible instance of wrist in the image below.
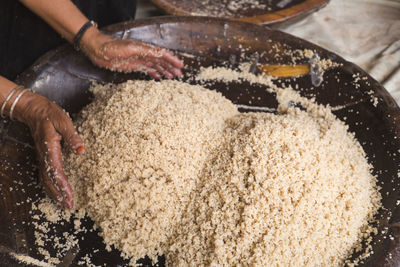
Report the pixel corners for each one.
[73,20,97,51]
[79,26,110,56]
[11,90,37,124]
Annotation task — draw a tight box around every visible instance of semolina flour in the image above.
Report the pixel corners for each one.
[63,78,381,266]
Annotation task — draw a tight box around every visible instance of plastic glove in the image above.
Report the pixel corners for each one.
[13,90,84,209]
[81,30,184,79]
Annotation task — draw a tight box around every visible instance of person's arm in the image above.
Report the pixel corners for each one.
[19,0,87,43]
[6,0,184,209]
[0,77,17,103]
[1,76,84,209]
[19,0,184,79]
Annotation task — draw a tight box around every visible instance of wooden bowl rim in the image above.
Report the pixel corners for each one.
[2,16,399,267]
[150,0,330,25]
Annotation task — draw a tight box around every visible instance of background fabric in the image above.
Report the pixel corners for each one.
[273,0,400,103]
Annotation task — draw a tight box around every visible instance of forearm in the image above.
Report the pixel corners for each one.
[17,0,183,79]
[0,76,32,121]
[19,0,89,43]
[0,76,18,104]
[1,75,83,209]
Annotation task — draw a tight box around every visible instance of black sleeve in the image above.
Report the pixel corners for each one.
[0,0,137,80]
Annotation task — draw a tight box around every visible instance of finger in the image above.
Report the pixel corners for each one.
[53,107,85,155]
[152,64,174,79]
[146,61,173,79]
[37,123,74,209]
[126,43,184,69]
[111,60,145,73]
[111,59,163,78]
[92,44,181,77]
[143,62,164,79]
[40,166,65,208]
[170,67,183,77]
[93,39,184,74]
[143,48,184,70]
[144,67,162,79]
[159,50,184,69]
[45,142,74,209]
[153,59,182,77]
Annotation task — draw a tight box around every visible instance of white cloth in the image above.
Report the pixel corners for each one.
[274,0,400,103]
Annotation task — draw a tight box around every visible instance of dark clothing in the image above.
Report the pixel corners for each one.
[0,0,137,80]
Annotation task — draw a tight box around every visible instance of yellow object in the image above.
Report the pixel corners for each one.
[260,64,310,77]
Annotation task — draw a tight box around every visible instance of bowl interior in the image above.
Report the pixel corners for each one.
[1,17,400,266]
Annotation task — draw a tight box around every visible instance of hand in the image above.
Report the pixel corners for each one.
[81,28,184,79]
[13,91,84,209]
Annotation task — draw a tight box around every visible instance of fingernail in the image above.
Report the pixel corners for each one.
[175,60,184,68]
[76,145,85,154]
[66,199,74,209]
[174,69,182,77]
[56,201,63,209]
[165,72,174,79]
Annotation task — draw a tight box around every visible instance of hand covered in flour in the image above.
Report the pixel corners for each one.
[80,29,184,79]
[12,90,84,209]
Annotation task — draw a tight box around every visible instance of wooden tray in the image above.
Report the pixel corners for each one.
[1,16,400,266]
[151,0,329,25]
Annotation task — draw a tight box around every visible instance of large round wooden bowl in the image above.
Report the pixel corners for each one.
[150,0,329,25]
[1,16,400,266]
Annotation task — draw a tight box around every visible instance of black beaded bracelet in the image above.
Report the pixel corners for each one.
[73,20,97,51]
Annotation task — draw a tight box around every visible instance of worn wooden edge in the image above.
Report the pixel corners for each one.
[150,0,329,25]
[238,0,329,24]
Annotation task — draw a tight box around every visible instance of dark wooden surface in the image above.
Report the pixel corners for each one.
[150,0,329,25]
[1,16,400,266]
